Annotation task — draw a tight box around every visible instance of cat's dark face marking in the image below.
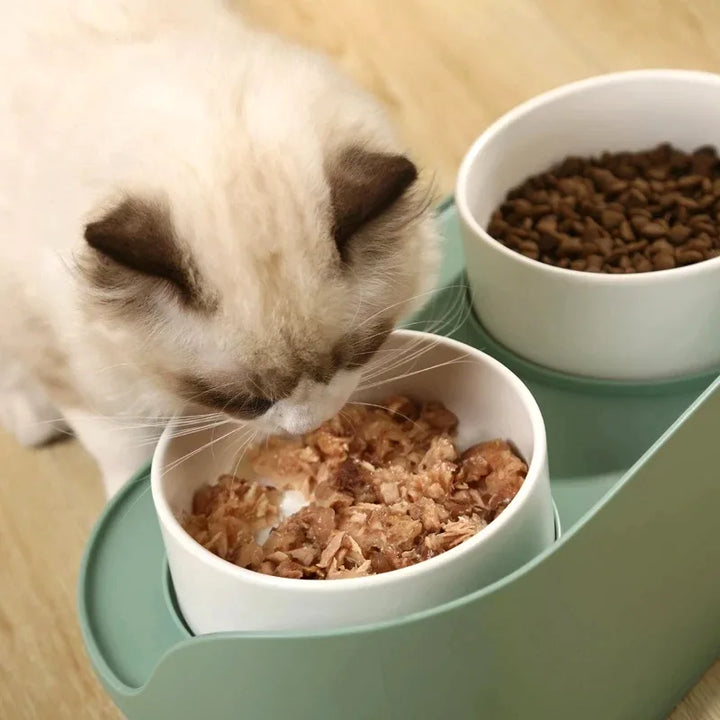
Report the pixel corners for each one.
[328,149,418,261]
[83,198,214,311]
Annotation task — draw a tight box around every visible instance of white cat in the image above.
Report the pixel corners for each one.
[0,0,439,497]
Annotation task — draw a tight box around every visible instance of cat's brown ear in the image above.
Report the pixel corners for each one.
[328,148,418,253]
[84,198,199,304]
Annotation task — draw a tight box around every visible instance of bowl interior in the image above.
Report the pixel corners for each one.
[463,71,720,233]
[156,331,540,520]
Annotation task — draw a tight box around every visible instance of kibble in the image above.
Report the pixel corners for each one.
[487,143,720,273]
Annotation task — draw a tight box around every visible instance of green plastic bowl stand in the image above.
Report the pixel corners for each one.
[78,198,720,720]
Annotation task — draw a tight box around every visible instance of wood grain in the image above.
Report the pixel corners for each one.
[1,1,718,717]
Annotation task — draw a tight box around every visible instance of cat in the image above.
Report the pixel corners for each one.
[0,0,439,497]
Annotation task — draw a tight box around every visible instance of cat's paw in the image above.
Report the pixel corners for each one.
[0,388,71,447]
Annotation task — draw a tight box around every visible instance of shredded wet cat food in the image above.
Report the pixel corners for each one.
[181,396,528,579]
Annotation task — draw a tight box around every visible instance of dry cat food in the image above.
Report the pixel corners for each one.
[488,143,720,273]
[182,396,527,579]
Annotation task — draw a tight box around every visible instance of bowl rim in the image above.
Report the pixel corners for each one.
[150,328,549,594]
[456,68,720,284]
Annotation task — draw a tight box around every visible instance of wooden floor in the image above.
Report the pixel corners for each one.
[2,0,719,718]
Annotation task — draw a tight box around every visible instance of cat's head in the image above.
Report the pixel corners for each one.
[78,35,438,434]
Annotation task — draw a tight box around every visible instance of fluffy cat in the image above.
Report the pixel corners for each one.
[0,0,439,497]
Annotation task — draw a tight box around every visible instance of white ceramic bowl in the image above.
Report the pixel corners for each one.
[151,330,554,634]
[457,69,720,381]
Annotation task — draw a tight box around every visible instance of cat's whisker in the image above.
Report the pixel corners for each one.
[347,401,424,432]
[358,290,472,383]
[111,484,153,528]
[360,335,468,383]
[356,356,475,393]
[360,336,443,382]
[46,412,226,434]
[57,408,222,425]
[23,415,192,432]
[338,408,360,436]
[161,425,248,477]
[209,415,248,465]
[422,287,472,337]
[134,419,232,447]
[344,283,469,337]
[230,429,259,479]
[247,375,266,400]
[93,361,147,374]
[165,419,231,436]
[405,287,468,341]
[136,413,230,439]
[359,332,432,371]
